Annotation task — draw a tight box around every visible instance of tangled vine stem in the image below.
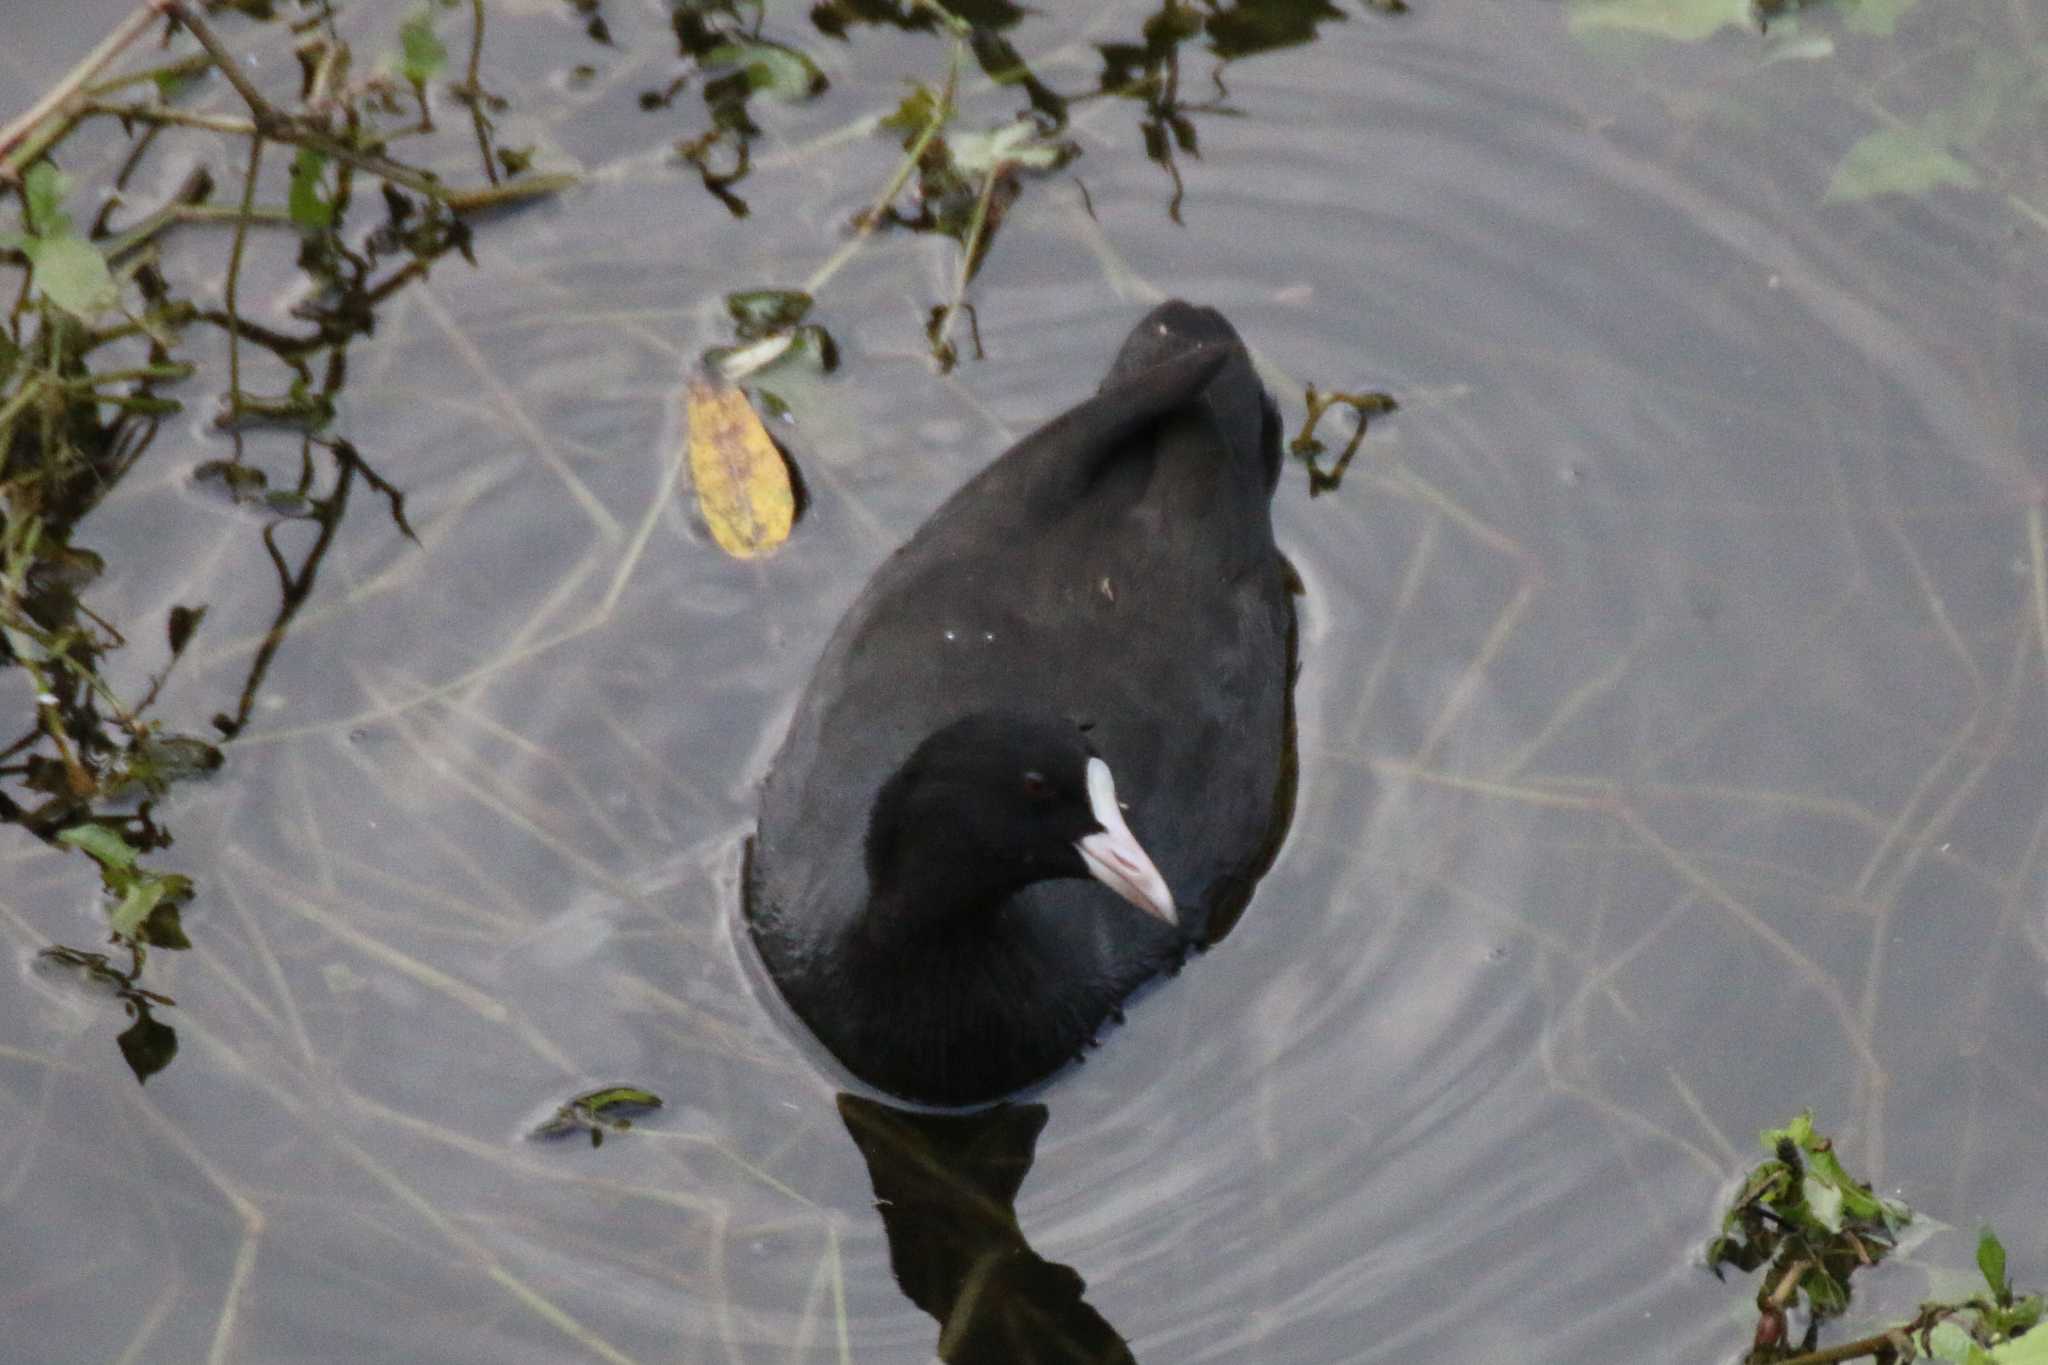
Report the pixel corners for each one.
[1291,385,1399,496]
[0,0,572,211]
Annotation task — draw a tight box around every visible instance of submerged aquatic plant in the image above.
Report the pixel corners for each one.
[1,0,568,1082]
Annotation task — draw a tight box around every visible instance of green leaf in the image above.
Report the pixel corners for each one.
[23,235,119,319]
[702,40,825,101]
[1804,1266,1848,1316]
[1803,1173,1845,1233]
[1845,0,1917,34]
[109,875,171,939]
[399,9,448,86]
[288,147,334,230]
[577,1086,663,1116]
[59,824,140,871]
[23,161,71,236]
[725,288,812,337]
[1927,1321,1983,1363]
[1825,126,1978,202]
[1761,1111,1814,1152]
[1987,1329,2048,1364]
[1981,1227,2011,1298]
[881,82,944,139]
[1,622,48,664]
[153,66,198,101]
[1567,0,1751,42]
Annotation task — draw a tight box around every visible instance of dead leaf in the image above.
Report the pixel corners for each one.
[685,371,793,558]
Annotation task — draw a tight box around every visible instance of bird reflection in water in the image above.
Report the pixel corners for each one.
[837,1095,1135,1364]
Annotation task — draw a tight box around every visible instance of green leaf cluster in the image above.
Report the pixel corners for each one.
[1708,1112,1909,1329]
[58,823,195,948]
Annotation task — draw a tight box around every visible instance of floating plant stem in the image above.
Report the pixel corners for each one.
[805,45,960,295]
[0,0,173,180]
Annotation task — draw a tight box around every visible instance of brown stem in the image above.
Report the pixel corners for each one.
[157,0,279,132]
[0,0,174,180]
[929,161,998,368]
[463,0,498,185]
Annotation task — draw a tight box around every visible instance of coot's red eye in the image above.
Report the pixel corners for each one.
[1021,771,1050,799]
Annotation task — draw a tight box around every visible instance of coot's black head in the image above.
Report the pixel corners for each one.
[1104,299,1246,382]
[864,711,1175,929]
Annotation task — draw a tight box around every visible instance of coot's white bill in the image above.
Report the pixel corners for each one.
[1076,756,1176,925]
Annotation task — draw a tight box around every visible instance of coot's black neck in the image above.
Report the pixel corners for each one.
[832,883,1084,1107]
[858,861,1039,951]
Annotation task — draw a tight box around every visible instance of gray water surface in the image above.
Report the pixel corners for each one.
[4,0,2045,1360]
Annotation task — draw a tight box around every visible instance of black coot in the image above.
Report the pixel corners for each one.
[746,301,1296,1105]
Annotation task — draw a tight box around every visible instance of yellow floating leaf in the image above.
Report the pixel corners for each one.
[685,371,794,558]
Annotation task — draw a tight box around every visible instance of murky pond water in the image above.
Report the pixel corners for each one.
[5,0,2045,1360]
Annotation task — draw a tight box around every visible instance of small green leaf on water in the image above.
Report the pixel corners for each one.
[702,39,825,101]
[399,8,448,85]
[107,871,194,942]
[3,622,49,664]
[25,236,119,319]
[1925,1320,1981,1363]
[1808,1271,1850,1318]
[1566,0,1752,42]
[1987,1331,2048,1365]
[1845,0,1917,33]
[288,147,334,230]
[1803,1173,1845,1234]
[1825,126,1978,201]
[1981,1226,2010,1298]
[1990,1334,2048,1365]
[530,1085,664,1147]
[153,66,196,100]
[23,161,71,236]
[59,824,140,872]
[726,288,812,338]
[580,1086,662,1115]
[117,1010,178,1084]
[881,82,943,139]
[109,876,169,940]
[124,734,225,791]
